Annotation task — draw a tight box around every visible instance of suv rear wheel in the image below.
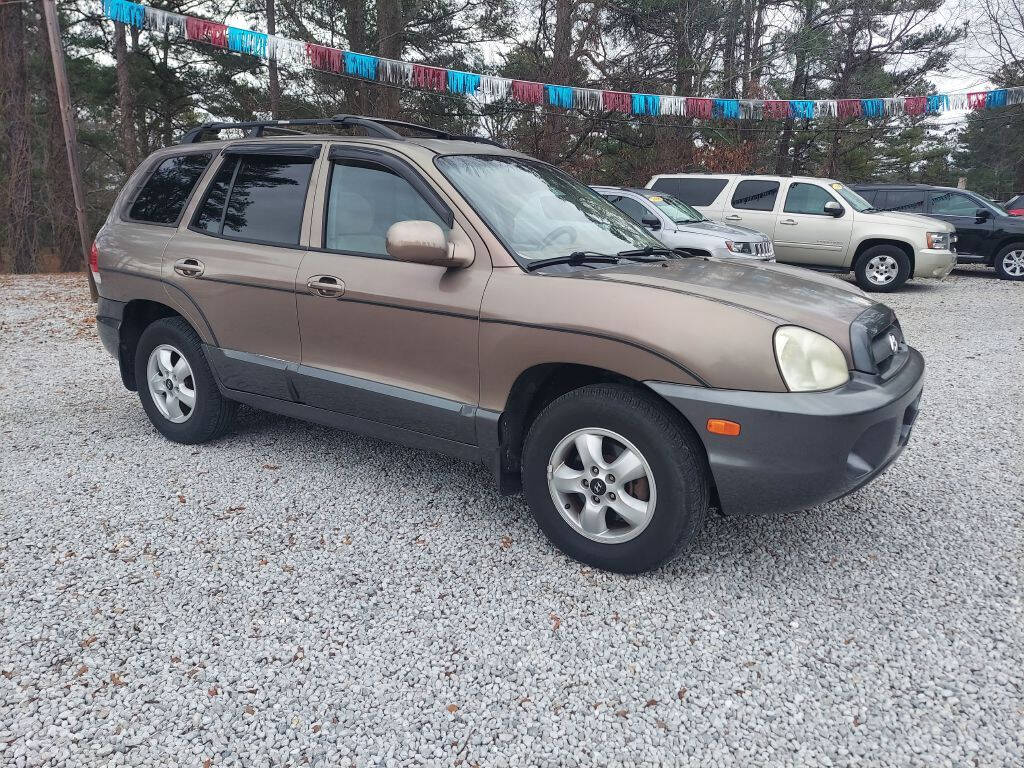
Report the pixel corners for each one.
[521,383,709,573]
[134,317,236,444]
[854,245,911,292]
[993,243,1024,280]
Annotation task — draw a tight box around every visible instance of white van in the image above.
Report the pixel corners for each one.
[646,173,957,291]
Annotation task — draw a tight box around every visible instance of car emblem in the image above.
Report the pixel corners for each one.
[888,333,899,353]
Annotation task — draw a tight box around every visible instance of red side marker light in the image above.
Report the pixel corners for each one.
[707,418,741,436]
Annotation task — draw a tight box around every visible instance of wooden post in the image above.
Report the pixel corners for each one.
[41,0,97,301]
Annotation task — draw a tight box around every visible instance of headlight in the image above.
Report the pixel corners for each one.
[773,326,850,392]
[725,240,753,254]
[926,231,950,250]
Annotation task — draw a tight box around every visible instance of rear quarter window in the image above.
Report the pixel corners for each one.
[650,177,728,206]
[127,153,213,224]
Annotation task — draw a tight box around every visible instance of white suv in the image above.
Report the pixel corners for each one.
[646,173,957,291]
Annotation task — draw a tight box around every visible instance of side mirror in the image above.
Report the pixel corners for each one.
[641,217,661,230]
[823,201,844,217]
[975,208,990,221]
[386,220,470,268]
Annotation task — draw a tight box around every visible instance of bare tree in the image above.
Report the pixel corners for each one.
[0,0,35,272]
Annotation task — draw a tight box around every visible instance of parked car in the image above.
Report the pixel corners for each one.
[93,115,926,573]
[1001,193,1023,216]
[647,173,957,292]
[852,183,1024,281]
[590,185,775,261]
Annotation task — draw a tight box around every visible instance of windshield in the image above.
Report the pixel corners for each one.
[435,155,663,263]
[829,182,874,212]
[643,193,704,223]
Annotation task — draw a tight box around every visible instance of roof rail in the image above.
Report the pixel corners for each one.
[178,113,503,147]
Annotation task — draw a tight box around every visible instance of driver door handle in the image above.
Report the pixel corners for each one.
[779,218,797,226]
[306,275,345,297]
[173,258,204,277]
[725,214,742,221]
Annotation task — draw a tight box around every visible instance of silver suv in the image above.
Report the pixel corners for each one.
[591,186,774,262]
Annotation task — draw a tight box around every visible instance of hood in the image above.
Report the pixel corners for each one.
[669,219,767,240]
[863,210,955,232]
[574,257,875,353]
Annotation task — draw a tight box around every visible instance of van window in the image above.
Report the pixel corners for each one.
[783,183,838,215]
[325,161,446,256]
[192,154,314,245]
[879,190,925,214]
[731,180,779,211]
[128,153,212,224]
[604,195,654,224]
[649,177,728,206]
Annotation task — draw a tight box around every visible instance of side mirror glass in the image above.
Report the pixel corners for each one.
[823,201,844,217]
[641,217,661,230]
[386,220,469,267]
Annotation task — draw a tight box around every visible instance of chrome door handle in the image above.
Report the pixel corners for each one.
[306,275,345,297]
[173,258,204,277]
[779,218,797,225]
[725,214,742,221]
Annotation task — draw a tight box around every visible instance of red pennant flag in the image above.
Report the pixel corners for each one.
[764,100,790,119]
[903,96,927,116]
[966,92,987,110]
[512,81,544,104]
[185,18,228,48]
[413,65,447,92]
[602,91,631,112]
[686,98,713,119]
[837,99,863,118]
[306,44,342,73]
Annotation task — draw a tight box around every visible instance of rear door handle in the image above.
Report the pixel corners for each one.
[779,218,797,226]
[173,258,204,277]
[725,214,742,221]
[306,275,345,297]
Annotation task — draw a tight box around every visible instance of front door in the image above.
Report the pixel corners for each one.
[774,181,853,267]
[926,190,994,258]
[165,145,321,398]
[294,145,489,445]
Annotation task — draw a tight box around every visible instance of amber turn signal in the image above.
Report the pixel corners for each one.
[706,418,741,436]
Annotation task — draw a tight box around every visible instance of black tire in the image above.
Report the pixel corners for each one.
[993,243,1024,281]
[133,316,236,444]
[521,383,710,573]
[854,245,911,292]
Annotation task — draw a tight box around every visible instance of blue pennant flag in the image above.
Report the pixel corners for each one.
[711,99,739,119]
[447,71,481,94]
[546,85,575,109]
[344,52,378,80]
[790,100,814,119]
[104,0,145,27]
[633,94,662,116]
[861,99,885,117]
[227,28,268,57]
[926,94,949,113]
[985,89,1007,109]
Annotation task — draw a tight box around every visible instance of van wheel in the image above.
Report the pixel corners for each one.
[134,317,236,444]
[854,245,911,292]
[993,244,1024,280]
[521,383,709,573]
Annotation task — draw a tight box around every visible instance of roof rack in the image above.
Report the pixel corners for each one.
[178,113,504,147]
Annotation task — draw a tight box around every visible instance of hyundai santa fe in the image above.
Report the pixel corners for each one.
[93,115,925,573]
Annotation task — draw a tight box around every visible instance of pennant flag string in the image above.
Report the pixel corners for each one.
[104,1,1024,123]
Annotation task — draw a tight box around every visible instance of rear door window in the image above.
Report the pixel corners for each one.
[128,153,212,224]
[604,195,654,224]
[783,182,838,215]
[650,177,728,206]
[879,190,926,214]
[324,161,446,257]
[730,180,779,211]
[192,154,315,245]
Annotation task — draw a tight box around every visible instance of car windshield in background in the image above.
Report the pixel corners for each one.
[644,193,704,223]
[831,183,874,212]
[435,155,663,263]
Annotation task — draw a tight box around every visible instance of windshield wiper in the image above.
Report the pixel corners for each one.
[524,251,621,272]
[616,246,681,261]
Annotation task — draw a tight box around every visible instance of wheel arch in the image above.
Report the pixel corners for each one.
[853,238,916,274]
[117,299,189,390]
[992,238,1024,265]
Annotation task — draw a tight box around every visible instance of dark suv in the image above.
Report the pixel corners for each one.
[851,184,1024,280]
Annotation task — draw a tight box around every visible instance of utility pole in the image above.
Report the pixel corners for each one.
[41,0,97,301]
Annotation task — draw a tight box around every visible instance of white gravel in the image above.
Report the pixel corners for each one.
[1,269,1021,767]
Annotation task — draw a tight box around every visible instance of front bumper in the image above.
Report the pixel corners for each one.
[914,248,957,279]
[647,347,925,515]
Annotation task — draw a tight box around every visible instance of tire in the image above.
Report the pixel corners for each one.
[993,243,1024,280]
[521,383,710,573]
[854,245,911,292]
[133,316,236,444]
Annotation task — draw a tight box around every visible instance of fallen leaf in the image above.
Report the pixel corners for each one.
[227,505,245,512]
[645,699,658,708]
[446,704,459,713]
[110,673,125,686]
[656,718,669,731]
[677,687,687,700]
[615,708,628,718]
[499,536,513,550]
[549,612,561,631]
[74,665,88,677]
[244,705,255,715]
[203,760,212,768]
[170,655,181,663]
[177,494,186,504]
[262,464,280,470]
[80,635,98,648]
[853,714,862,727]
[208,687,218,696]
[312,723,321,733]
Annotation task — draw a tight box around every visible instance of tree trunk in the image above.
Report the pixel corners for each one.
[113,20,137,171]
[343,0,368,113]
[36,0,79,271]
[267,0,281,117]
[775,1,814,175]
[375,0,403,117]
[0,0,36,273]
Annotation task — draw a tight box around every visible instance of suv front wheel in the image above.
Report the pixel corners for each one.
[993,243,1024,280]
[522,383,709,573]
[134,317,237,444]
[854,245,911,292]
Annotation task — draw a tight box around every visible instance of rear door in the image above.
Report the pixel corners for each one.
[926,190,994,259]
[648,176,730,221]
[875,189,927,216]
[774,181,853,266]
[164,143,321,398]
[722,178,780,238]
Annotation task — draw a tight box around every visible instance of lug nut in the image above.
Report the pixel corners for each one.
[591,495,600,504]
[606,474,615,483]
[591,466,599,475]
[581,479,589,487]
[608,492,616,501]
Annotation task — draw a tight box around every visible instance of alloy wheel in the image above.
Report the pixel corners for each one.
[866,254,899,286]
[1001,249,1024,277]
[146,344,196,423]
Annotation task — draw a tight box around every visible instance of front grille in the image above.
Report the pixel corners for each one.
[850,305,907,378]
[754,240,775,260]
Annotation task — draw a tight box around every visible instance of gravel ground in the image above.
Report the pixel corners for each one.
[1,269,1021,767]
